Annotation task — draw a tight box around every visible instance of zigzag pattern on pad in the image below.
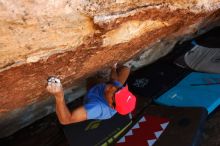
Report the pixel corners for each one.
[116,115,170,146]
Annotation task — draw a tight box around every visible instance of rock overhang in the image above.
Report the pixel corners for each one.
[0,0,220,138]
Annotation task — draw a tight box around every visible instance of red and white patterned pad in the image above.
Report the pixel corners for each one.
[116,115,170,146]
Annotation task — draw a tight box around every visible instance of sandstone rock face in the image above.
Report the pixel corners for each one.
[0,0,220,137]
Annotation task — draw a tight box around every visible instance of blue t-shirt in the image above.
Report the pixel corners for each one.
[84,83,117,120]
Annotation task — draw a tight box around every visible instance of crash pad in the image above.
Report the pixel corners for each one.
[128,62,189,99]
[174,41,220,74]
[154,72,220,114]
[62,113,131,146]
[116,105,207,146]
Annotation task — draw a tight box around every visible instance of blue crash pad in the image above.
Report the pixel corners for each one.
[154,72,220,114]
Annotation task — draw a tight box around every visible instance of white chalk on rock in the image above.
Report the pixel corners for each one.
[48,77,61,84]
[114,62,118,68]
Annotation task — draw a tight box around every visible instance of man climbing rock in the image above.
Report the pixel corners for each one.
[46,64,136,125]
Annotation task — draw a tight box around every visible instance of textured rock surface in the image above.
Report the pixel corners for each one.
[0,0,220,137]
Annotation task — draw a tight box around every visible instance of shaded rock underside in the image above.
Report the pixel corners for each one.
[0,0,220,137]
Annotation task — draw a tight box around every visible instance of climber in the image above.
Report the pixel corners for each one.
[46,64,136,125]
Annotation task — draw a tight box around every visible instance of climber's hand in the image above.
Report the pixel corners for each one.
[47,77,64,98]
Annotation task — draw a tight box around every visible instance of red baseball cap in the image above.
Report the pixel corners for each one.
[115,85,136,115]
